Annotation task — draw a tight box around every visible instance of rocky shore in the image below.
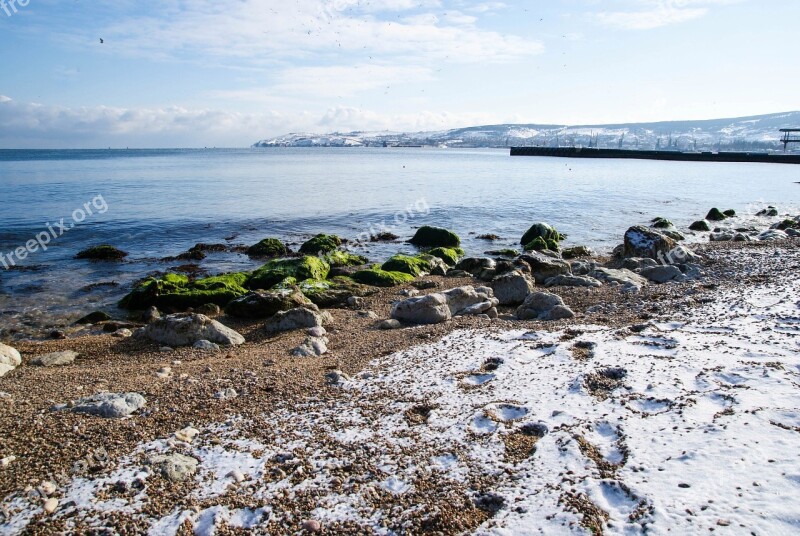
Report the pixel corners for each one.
[1,207,800,534]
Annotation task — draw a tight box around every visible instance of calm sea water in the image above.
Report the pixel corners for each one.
[0,147,798,336]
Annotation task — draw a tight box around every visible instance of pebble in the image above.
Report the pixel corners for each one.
[113,328,133,338]
[159,346,174,353]
[38,481,57,496]
[42,498,59,514]
[357,311,379,320]
[174,426,200,443]
[301,519,322,533]
[155,367,172,379]
[346,296,364,309]
[214,388,238,400]
[193,340,221,352]
[379,319,402,330]
[399,289,419,297]
[306,327,327,338]
[227,469,246,483]
[325,370,351,385]
[1,455,17,467]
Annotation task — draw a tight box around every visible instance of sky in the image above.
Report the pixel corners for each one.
[0,0,798,148]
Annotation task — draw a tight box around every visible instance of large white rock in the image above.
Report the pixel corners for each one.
[0,343,21,378]
[265,307,323,333]
[30,351,79,367]
[146,453,198,482]
[391,286,499,325]
[515,292,575,321]
[71,392,146,418]
[138,313,245,346]
[591,267,648,287]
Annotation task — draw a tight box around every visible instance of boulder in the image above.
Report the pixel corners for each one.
[146,453,198,483]
[640,265,684,284]
[382,254,432,277]
[562,246,592,260]
[249,257,330,290]
[291,336,328,357]
[705,208,727,221]
[756,206,778,217]
[515,292,575,321]
[710,231,735,242]
[76,245,128,261]
[71,392,146,418]
[247,238,288,258]
[29,351,79,367]
[265,307,323,333]
[352,268,415,287]
[227,289,312,319]
[689,220,711,232]
[591,268,648,287]
[426,247,465,266]
[544,275,602,288]
[490,271,535,305]
[621,257,658,271]
[518,252,572,284]
[76,311,112,325]
[391,286,498,325]
[733,233,752,242]
[0,343,22,378]
[379,319,402,330]
[409,226,461,248]
[299,234,342,255]
[758,229,789,241]
[138,313,245,346]
[520,223,564,247]
[570,260,596,276]
[192,340,220,352]
[623,226,676,260]
[456,257,496,276]
[660,230,686,241]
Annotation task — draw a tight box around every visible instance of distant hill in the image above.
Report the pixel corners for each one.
[253,111,800,151]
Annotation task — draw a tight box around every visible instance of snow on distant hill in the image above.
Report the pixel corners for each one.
[253,111,800,151]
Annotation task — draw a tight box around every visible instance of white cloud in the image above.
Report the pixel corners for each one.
[0,95,11,103]
[594,0,735,30]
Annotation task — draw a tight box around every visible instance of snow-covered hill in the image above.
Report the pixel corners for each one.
[254,111,800,151]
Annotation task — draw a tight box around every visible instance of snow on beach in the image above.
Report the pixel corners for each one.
[3,250,800,534]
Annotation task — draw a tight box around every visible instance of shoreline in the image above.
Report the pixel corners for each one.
[1,227,800,532]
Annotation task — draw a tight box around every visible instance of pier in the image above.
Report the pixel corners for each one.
[510,146,800,164]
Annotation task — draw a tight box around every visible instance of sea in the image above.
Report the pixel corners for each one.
[1,147,798,337]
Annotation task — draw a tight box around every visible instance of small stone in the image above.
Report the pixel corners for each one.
[159,346,174,353]
[379,319,402,330]
[301,519,322,533]
[155,367,172,379]
[113,328,133,338]
[142,306,161,323]
[357,311,379,320]
[227,469,245,483]
[71,392,146,418]
[347,296,364,309]
[43,498,59,514]
[174,426,200,443]
[214,388,238,400]
[399,289,419,297]
[38,481,57,496]
[29,350,79,367]
[1,455,17,467]
[325,370,351,385]
[146,453,198,482]
[192,340,221,352]
[49,330,67,340]
[306,327,327,337]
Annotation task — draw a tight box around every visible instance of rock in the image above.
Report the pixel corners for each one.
[248,257,330,290]
[382,254,433,276]
[174,426,200,443]
[518,252,572,284]
[591,268,648,287]
[155,366,172,379]
[426,247,465,266]
[159,346,174,353]
[138,313,245,346]
[706,208,727,221]
[227,289,312,319]
[570,260,596,276]
[689,220,711,232]
[758,229,789,241]
[520,222,564,247]
[408,226,461,248]
[43,498,59,515]
[193,340,220,352]
[76,245,128,261]
[660,230,686,241]
[30,350,79,367]
[142,306,161,323]
[379,319,402,330]
[301,519,323,533]
[49,330,67,340]
[307,326,327,337]
[623,226,677,260]
[786,228,800,238]
[299,234,342,255]
[490,271,535,305]
[291,337,328,357]
[347,296,365,308]
[352,268,415,287]
[391,286,498,325]
[562,246,592,259]
[38,481,57,497]
[325,370,351,385]
[723,209,736,217]
[265,307,324,333]
[651,217,673,229]
[622,257,658,271]
[445,269,472,278]
[113,328,133,338]
[0,343,22,377]
[1,455,17,467]
[399,289,419,297]
[357,311,379,320]
[515,292,575,321]
[640,265,683,284]
[76,311,112,324]
[227,469,246,483]
[456,257,496,276]
[544,275,602,288]
[247,237,288,258]
[71,392,146,418]
[195,303,221,317]
[146,453,198,483]
[214,388,238,400]
[756,206,778,217]
[621,282,642,294]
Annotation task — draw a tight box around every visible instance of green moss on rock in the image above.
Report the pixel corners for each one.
[352,268,415,287]
[325,250,369,267]
[381,254,432,276]
[408,226,461,248]
[523,236,560,253]
[776,219,800,230]
[426,247,465,266]
[520,223,565,247]
[706,208,727,221]
[76,245,128,261]
[247,238,288,258]
[119,272,249,310]
[689,220,711,232]
[249,256,330,290]
[723,209,736,217]
[299,234,342,255]
[651,217,673,229]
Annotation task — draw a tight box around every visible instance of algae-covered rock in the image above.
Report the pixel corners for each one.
[775,219,800,231]
[651,217,673,229]
[562,246,592,260]
[352,268,415,287]
[723,209,736,217]
[76,245,128,261]
[706,208,727,221]
[247,238,288,258]
[523,236,560,253]
[623,226,677,260]
[249,257,330,290]
[689,220,711,232]
[299,234,342,255]
[520,223,564,247]
[325,250,369,267]
[409,226,461,248]
[486,249,520,258]
[426,247,465,266]
[756,206,779,217]
[298,277,373,308]
[227,289,312,319]
[119,272,249,310]
[381,254,432,277]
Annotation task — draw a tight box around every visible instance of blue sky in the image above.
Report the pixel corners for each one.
[0,0,797,148]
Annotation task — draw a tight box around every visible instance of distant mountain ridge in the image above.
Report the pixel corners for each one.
[253,111,800,151]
